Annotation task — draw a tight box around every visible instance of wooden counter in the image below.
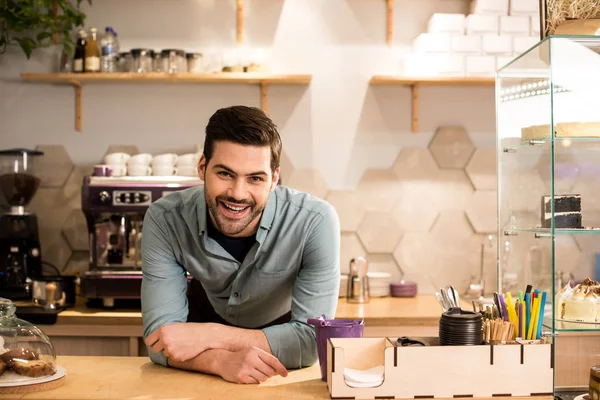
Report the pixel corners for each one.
[39,296,443,357]
[0,356,552,400]
[54,295,441,326]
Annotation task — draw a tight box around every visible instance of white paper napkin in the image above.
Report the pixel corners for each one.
[343,365,385,388]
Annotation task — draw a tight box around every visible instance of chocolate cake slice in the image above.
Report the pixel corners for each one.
[541,194,582,228]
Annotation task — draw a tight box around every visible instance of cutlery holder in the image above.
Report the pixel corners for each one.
[326,337,553,399]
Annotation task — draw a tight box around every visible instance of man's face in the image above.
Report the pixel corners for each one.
[199,141,279,237]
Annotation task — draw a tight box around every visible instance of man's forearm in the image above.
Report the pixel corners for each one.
[167,348,228,375]
[208,323,272,353]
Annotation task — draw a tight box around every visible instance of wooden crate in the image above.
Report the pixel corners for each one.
[326,337,553,400]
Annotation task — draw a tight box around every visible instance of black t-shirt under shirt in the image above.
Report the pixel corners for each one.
[206,211,256,263]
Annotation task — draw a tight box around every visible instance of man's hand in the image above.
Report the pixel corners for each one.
[218,346,288,384]
[145,322,211,362]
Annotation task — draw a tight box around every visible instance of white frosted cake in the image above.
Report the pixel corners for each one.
[556,278,600,322]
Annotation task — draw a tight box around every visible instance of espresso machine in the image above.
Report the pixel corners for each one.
[81,175,203,307]
[0,149,44,300]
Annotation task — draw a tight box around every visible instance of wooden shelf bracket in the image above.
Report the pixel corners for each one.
[386,0,393,45]
[237,0,244,44]
[260,82,268,113]
[67,80,83,132]
[411,84,419,133]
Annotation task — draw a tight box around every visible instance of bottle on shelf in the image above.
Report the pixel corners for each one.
[73,30,87,73]
[85,27,101,72]
[100,26,120,73]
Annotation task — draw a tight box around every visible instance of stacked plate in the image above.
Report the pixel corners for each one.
[367,272,391,297]
[439,308,483,346]
[390,281,418,297]
[339,274,349,298]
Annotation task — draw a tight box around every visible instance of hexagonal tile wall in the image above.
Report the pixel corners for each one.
[426,211,481,290]
[285,169,329,199]
[62,210,89,251]
[391,182,439,232]
[63,165,94,209]
[431,170,475,211]
[465,191,498,233]
[392,147,440,181]
[34,145,74,188]
[340,233,366,275]
[356,169,404,213]
[39,228,72,271]
[393,232,437,275]
[325,190,366,232]
[29,188,73,233]
[429,126,475,170]
[465,148,496,190]
[356,211,403,254]
[64,251,90,275]
[366,254,404,282]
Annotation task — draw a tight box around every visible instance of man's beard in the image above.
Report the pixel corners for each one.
[205,192,265,236]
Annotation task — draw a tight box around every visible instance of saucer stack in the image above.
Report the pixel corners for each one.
[367,272,391,297]
[390,281,418,297]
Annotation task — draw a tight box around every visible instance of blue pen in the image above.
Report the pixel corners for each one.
[525,292,531,337]
[536,292,547,340]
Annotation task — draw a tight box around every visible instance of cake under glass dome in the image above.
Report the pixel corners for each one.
[0,297,57,384]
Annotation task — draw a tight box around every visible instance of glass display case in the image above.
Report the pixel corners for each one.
[496,35,600,397]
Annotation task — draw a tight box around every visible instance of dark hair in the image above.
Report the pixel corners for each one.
[204,106,282,173]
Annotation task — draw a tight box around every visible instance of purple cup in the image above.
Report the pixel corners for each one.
[94,165,113,177]
[307,314,364,382]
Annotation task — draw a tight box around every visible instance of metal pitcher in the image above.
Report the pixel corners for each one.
[347,257,370,303]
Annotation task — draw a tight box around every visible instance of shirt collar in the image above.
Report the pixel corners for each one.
[197,186,277,236]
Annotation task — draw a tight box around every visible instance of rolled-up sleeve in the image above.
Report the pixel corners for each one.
[262,204,340,369]
[141,208,189,367]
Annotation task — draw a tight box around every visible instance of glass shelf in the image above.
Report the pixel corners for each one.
[543,316,600,332]
[518,137,600,145]
[508,227,600,235]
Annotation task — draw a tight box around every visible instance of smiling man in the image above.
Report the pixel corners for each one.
[141,106,341,384]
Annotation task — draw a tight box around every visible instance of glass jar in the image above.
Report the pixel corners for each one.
[0,298,58,382]
[160,49,186,73]
[117,52,132,72]
[153,51,163,72]
[130,48,154,73]
[186,53,203,73]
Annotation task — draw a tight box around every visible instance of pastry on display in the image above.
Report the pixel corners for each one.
[0,361,6,377]
[522,121,600,141]
[10,359,56,378]
[0,347,39,364]
[591,365,600,400]
[556,278,600,322]
[541,194,582,228]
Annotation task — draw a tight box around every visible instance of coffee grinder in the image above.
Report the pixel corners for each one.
[0,149,44,300]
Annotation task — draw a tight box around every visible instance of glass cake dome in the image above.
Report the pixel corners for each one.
[0,297,57,384]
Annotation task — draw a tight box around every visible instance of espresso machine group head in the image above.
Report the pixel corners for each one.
[80,175,203,307]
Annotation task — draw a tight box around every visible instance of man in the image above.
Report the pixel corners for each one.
[141,106,341,384]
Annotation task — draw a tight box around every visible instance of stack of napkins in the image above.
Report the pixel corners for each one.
[343,365,385,388]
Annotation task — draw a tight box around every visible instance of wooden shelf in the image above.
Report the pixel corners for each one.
[21,72,312,131]
[370,75,495,132]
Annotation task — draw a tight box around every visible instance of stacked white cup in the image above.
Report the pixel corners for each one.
[104,153,130,177]
[176,153,200,177]
[152,153,178,176]
[127,153,153,176]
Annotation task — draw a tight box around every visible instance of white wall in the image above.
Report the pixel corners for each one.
[0,0,496,189]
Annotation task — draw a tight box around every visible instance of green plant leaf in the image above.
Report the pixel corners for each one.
[36,31,52,43]
[16,36,36,59]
